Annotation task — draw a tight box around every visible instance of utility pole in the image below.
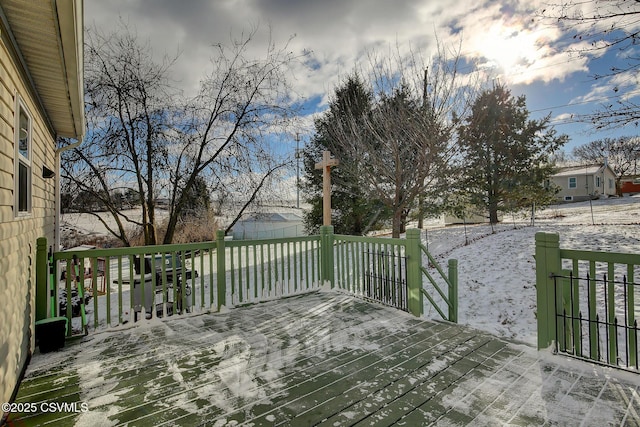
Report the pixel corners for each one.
[418,67,429,229]
[295,133,300,209]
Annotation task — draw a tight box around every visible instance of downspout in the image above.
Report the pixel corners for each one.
[55,139,83,251]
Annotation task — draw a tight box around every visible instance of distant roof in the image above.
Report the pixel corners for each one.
[553,165,605,177]
[240,212,303,223]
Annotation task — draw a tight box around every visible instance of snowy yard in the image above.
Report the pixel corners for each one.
[422,195,640,346]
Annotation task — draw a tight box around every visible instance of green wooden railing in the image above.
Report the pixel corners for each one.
[35,227,458,336]
[418,241,458,323]
[535,232,639,371]
[332,232,410,310]
[330,228,458,321]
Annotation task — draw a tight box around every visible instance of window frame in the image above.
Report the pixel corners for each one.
[14,95,32,217]
[568,177,577,189]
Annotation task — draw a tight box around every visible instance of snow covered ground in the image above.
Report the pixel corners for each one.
[422,195,640,346]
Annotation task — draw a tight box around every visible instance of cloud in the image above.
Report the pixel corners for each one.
[85,0,607,117]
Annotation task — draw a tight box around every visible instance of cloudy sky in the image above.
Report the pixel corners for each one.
[85,0,640,153]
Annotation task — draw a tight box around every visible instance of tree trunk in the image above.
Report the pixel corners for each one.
[392,210,403,238]
[489,202,499,224]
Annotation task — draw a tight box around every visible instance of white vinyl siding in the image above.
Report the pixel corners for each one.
[0,35,57,406]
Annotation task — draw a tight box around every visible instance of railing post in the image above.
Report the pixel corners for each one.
[406,229,423,317]
[535,232,561,349]
[448,259,458,323]
[36,237,48,321]
[320,225,335,287]
[216,230,227,310]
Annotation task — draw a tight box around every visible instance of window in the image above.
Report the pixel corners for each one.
[609,179,614,189]
[595,176,601,188]
[564,196,573,201]
[568,177,577,189]
[15,97,32,215]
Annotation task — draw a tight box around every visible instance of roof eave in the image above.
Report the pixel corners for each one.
[55,0,85,139]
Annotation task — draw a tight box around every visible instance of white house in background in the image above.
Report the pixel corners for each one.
[550,164,617,202]
[443,211,491,225]
[231,212,305,240]
[0,0,84,412]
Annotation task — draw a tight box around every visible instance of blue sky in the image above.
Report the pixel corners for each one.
[85,0,640,155]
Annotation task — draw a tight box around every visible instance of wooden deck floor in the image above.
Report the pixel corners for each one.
[7,291,640,426]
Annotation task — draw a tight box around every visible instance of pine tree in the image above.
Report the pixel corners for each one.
[458,84,567,224]
[302,74,388,235]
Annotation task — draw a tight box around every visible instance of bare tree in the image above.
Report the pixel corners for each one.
[62,24,176,246]
[541,1,640,128]
[62,24,301,246]
[162,29,300,243]
[322,42,476,237]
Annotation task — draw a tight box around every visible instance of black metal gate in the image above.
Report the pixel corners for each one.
[553,273,639,371]
[363,249,408,311]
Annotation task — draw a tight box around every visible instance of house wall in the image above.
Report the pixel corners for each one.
[551,174,590,202]
[552,168,617,202]
[602,168,617,197]
[621,177,640,194]
[0,26,56,406]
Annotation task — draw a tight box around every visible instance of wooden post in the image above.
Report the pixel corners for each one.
[405,229,423,317]
[448,259,458,323]
[216,230,226,310]
[315,150,339,226]
[320,225,335,288]
[535,232,561,349]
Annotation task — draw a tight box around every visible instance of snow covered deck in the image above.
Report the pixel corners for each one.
[9,291,640,426]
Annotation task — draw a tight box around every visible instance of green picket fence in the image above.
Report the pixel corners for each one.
[35,227,458,337]
[535,232,640,371]
[225,236,322,305]
[37,231,322,336]
[331,228,458,321]
[333,233,410,311]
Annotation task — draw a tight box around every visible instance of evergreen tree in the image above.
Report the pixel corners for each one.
[302,75,388,235]
[458,84,567,224]
[179,175,210,219]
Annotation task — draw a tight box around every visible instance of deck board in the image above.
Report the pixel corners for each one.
[7,291,640,426]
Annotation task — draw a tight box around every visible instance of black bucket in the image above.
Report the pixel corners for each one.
[35,317,68,353]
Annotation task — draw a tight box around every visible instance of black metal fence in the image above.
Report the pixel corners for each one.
[553,273,639,371]
[363,249,408,312]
